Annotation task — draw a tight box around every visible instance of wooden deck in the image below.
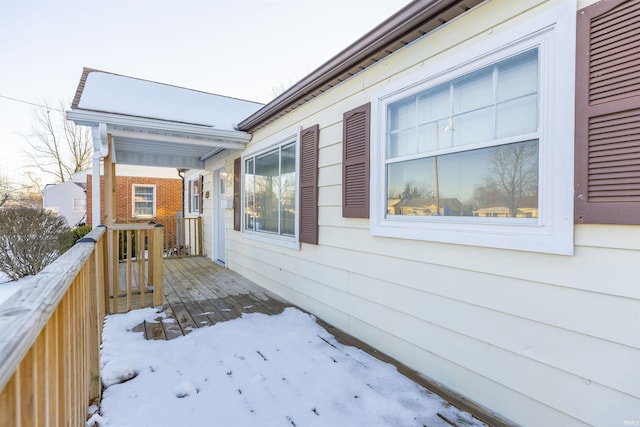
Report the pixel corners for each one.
[126,257,508,427]
[135,257,293,340]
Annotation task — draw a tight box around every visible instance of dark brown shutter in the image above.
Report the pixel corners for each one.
[299,125,319,244]
[233,157,241,231]
[575,0,640,224]
[199,175,204,214]
[188,180,192,213]
[343,102,371,218]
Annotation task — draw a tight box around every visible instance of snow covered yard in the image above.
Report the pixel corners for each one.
[91,307,486,427]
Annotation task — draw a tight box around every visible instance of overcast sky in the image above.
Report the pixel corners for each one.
[0,0,411,185]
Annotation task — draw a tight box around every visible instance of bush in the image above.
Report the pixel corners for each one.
[0,207,71,281]
[59,224,93,253]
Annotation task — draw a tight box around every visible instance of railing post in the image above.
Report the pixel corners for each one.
[149,224,164,307]
[197,217,203,256]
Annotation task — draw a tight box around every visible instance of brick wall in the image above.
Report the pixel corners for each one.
[86,175,183,225]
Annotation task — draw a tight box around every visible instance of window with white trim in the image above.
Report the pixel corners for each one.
[371,4,575,254]
[244,141,297,238]
[386,49,539,220]
[190,178,200,213]
[132,184,156,218]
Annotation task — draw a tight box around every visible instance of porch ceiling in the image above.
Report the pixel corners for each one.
[67,110,251,169]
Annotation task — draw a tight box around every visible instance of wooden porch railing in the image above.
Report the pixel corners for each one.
[107,224,164,314]
[0,226,106,427]
[115,217,202,258]
[0,223,165,426]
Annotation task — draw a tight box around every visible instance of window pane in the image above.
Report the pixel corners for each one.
[389,96,416,131]
[254,150,280,233]
[418,84,449,123]
[497,49,538,102]
[453,68,493,114]
[280,144,296,236]
[245,159,255,231]
[387,157,437,216]
[417,119,450,152]
[452,106,494,146]
[496,94,537,138]
[389,128,417,158]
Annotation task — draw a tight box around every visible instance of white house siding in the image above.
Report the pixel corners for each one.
[214,0,639,425]
[42,181,86,227]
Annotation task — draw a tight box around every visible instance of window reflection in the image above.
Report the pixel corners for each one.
[244,142,296,236]
[387,140,539,218]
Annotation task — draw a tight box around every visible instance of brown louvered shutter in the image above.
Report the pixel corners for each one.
[199,175,204,214]
[233,157,241,231]
[575,0,640,224]
[299,125,319,244]
[343,103,371,218]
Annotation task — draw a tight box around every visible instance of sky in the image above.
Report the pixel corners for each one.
[0,0,412,186]
[89,306,486,427]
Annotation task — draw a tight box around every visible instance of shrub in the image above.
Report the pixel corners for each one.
[0,207,71,281]
[59,224,93,253]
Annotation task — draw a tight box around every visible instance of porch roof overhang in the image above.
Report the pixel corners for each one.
[67,108,251,169]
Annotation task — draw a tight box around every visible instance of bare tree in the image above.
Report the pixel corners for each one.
[24,99,92,183]
[472,141,538,216]
[0,172,14,208]
[491,141,538,217]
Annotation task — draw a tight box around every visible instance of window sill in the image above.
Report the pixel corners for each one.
[241,230,300,250]
[371,218,573,255]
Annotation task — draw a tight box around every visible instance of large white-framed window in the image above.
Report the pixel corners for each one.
[132,184,156,218]
[243,128,299,247]
[370,3,575,254]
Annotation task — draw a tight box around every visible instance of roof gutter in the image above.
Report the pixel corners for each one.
[237,0,471,132]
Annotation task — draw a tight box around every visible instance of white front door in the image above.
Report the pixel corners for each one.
[213,168,226,265]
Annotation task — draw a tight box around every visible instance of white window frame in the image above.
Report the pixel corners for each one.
[370,2,575,255]
[241,126,301,249]
[132,184,156,218]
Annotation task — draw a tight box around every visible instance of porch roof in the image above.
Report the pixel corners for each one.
[67,68,264,169]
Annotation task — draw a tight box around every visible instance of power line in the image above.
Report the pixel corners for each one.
[0,94,65,112]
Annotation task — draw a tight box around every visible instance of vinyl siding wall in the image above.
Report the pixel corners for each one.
[218,0,639,425]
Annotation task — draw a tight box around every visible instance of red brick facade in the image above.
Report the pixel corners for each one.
[86,175,183,225]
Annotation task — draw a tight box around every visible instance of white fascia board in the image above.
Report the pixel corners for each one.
[108,129,246,150]
[66,109,252,144]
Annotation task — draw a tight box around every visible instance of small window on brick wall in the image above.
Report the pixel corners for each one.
[188,176,204,214]
[132,184,156,218]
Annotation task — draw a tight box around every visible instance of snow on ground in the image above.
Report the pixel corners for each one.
[93,307,486,427]
[0,273,20,306]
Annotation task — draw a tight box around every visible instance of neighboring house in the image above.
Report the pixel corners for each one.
[68,0,640,425]
[85,164,182,225]
[42,171,87,226]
